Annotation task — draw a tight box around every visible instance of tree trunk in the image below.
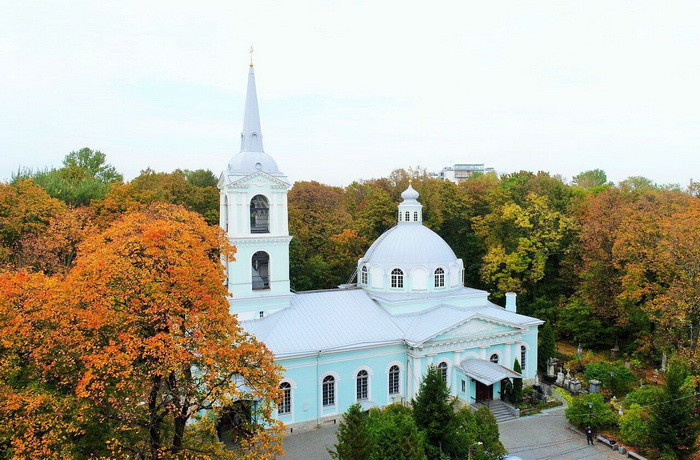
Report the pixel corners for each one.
[148,375,163,458]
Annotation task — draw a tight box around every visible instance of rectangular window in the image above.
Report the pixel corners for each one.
[461,380,466,393]
[259,311,264,318]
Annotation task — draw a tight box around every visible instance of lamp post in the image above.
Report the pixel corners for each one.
[468,441,483,460]
[588,401,593,425]
[609,370,615,395]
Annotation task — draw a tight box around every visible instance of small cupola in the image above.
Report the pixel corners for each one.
[397,182,422,224]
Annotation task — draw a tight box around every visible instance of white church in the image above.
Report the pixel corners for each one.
[219,63,543,431]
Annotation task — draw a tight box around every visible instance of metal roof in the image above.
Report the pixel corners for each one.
[460,359,522,386]
[241,289,543,358]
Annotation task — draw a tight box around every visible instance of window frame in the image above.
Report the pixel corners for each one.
[361,265,368,285]
[390,268,404,289]
[322,375,335,407]
[356,370,369,401]
[388,365,400,395]
[437,361,448,382]
[520,345,526,371]
[434,267,445,288]
[279,382,292,415]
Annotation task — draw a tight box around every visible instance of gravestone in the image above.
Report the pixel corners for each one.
[589,379,601,393]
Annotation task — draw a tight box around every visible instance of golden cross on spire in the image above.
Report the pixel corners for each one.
[249,46,254,67]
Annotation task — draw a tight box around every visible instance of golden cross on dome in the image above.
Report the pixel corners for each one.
[249,46,254,67]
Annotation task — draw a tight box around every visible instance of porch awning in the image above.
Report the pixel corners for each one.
[459,359,522,386]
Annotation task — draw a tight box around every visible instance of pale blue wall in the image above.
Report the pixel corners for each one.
[275,345,407,425]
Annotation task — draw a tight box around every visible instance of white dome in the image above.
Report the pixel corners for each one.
[228,151,283,176]
[401,184,420,201]
[363,224,458,269]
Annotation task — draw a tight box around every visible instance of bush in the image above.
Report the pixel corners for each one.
[565,393,618,430]
[583,361,636,395]
[620,404,651,448]
[622,385,663,409]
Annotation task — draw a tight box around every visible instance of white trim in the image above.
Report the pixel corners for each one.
[388,266,405,290]
[461,351,480,360]
[319,370,341,384]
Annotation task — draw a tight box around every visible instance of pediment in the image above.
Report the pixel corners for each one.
[429,317,518,343]
[225,171,290,189]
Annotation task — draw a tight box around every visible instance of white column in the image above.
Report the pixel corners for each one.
[452,351,461,394]
[505,342,512,369]
[243,192,251,234]
[480,346,487,360]
[412,355,422,399]
[282,192,289,234]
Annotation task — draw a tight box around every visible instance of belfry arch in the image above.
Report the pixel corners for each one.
[250,194,270,233]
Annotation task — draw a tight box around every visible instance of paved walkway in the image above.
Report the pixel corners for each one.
[280,406,620,460]
[499,406,619,460]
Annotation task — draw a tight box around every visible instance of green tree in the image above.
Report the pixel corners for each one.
[565,393,617,430]
[573,169,608,190]
[412,365,455,459]
[538,322,556,372]
[583,362,636,396]
[650,356,698,457]
[13,148,123,207]
[329,403,373,460]
[366,405,426,460]
[512,359,523,404]
[620,404,651,448]
[183,169,218,188]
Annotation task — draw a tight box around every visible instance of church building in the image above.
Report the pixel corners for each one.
[219,63,544,431]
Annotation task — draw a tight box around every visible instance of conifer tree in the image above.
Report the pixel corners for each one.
[512,359,523,404]
[329,403,372,460]
[650,357,698,457]
[538,322,556,371]
[412,365,455,459]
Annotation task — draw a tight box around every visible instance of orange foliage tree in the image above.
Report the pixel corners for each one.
[0,203,283,459]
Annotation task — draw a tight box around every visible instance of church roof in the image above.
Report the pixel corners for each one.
[241,289,542,358]
[361,224,458,269]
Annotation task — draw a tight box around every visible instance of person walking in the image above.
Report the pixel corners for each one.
[586,425,594,445]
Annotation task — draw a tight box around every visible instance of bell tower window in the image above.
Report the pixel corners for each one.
[405,211,410,221]
[361,266,368,284]
[250,195,270,233]
[252,251,270,290]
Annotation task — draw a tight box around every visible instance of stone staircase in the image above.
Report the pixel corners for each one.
[475,400,518,423]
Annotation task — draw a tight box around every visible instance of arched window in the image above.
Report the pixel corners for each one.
[521,346,526,371]
[391,269,404,289]
[490,354,499,364]
[434,268,445,288]
[361,266,368,285]
[437,362,448,382]
[388,365,400,395]
[356,370,368,400]
[414,211,418,221]
[322,375,335,407]
[405,211,410,222]
[279,382,291,415]
[252,251,270,290]
[222,195,229,231]
[250,195,269,233]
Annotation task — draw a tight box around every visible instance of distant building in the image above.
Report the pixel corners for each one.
[439,163,495,183]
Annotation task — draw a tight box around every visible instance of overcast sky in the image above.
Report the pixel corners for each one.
[2,1,699,187]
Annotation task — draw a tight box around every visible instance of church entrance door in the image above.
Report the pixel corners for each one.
[475,381,493,402]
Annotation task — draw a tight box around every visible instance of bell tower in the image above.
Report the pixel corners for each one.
[218,61,292,320]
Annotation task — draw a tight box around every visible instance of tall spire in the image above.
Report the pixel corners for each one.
[240,64,264,153]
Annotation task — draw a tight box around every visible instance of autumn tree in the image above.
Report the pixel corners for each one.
[64,203,283,457]
[572,169,609,190]
[0,179,66,267]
